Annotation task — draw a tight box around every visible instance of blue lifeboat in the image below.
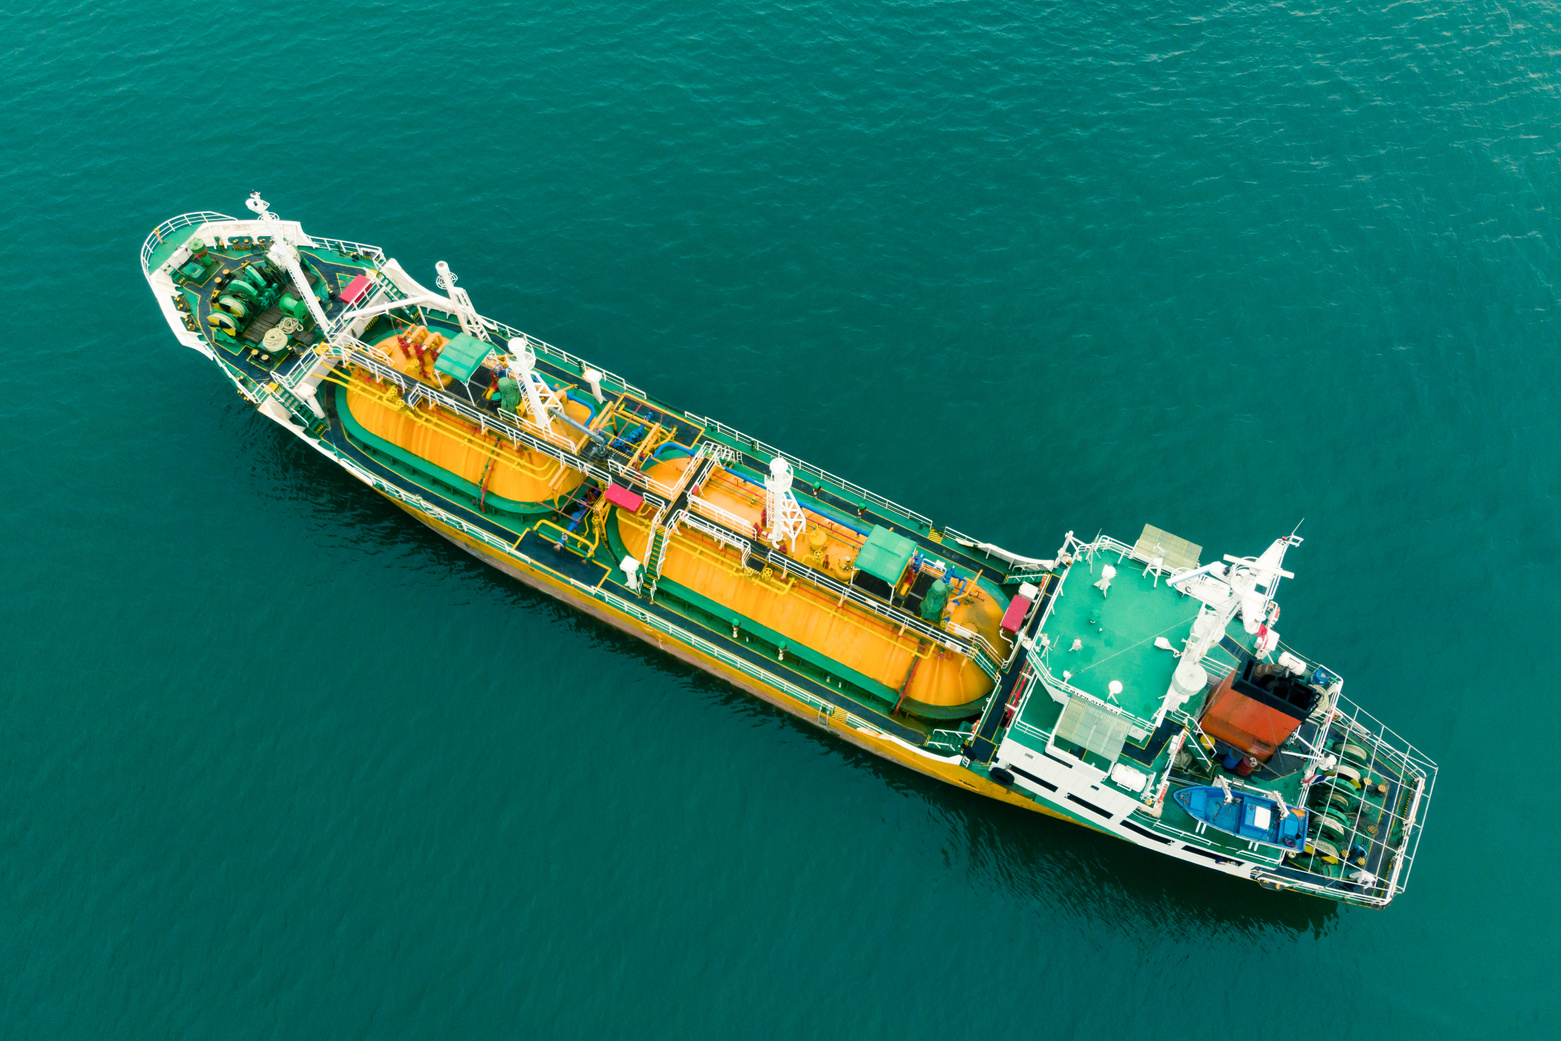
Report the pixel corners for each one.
[1172,785,1308,852]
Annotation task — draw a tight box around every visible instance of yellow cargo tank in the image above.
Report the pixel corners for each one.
[340,329,590,505]
[616,456,1011,718]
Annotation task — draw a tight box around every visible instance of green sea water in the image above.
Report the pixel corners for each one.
[1,0,1554,1035]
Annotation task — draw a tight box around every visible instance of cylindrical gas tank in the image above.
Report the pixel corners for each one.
[341,372,584,506]
[618,457,1004,720]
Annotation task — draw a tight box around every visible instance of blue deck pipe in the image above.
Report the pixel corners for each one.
[563,389,598,421]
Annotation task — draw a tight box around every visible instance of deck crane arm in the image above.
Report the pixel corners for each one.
[247,193,334,339]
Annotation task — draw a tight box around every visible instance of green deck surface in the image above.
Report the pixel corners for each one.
[146,229,196,271]
[1039,556,1202,723]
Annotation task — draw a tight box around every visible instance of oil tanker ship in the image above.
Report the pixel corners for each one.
[142,196,1436,907]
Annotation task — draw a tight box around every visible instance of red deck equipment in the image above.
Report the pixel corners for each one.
[340,274,372,304]
[604,483,644,512]
[1000,594,1031,633]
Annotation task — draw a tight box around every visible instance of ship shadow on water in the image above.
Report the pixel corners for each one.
[941,798,1342,939]
[775,732,1343,939]
[258,425,1341,939]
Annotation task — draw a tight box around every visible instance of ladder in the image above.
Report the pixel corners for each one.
[474,438,502,513]
[642,506,670,598]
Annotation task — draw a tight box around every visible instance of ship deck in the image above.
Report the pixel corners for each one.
[313,304,1017,739]
[1037,553,1207,721]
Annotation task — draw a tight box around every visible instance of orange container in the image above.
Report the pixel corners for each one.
[1199,660,1317,761]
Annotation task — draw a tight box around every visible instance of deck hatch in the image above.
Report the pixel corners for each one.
[433,332,495,382]
[1054,697,1131,764]
[1133,524,1200,572]
[854,525,917,585]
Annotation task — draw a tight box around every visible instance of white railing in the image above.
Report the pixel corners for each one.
[687,416,933,530]
[644,444,707,500]
[478,314,646,402]
[323,272,407,340]
[688,494,754,538]
[676,508,760,556]
[941,525,978,547]
[1082,533,1156,569]
[143,212,382,280]
[945,621,1008,679]
[307,236,385,261]
[1132,806,1285,865]
[1004,563,1052,582]
[140,211,236,275]
[1302,689,1437,902]
[1011,716,1052,747]
[1027,649,1152,728]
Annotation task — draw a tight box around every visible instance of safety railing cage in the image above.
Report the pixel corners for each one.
[140,212,236,276]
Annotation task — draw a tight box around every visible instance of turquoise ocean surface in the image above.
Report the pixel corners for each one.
[1,0,1554,1035]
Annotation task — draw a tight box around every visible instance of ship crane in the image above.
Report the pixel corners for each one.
[247,193,334,341]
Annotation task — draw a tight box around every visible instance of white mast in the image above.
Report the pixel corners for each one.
[1223,537,1298,634]
[434,261,489,341]
[506,336,558,434]
[764,457,807,552]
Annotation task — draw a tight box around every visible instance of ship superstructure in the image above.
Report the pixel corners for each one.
[142,197,1437,906]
